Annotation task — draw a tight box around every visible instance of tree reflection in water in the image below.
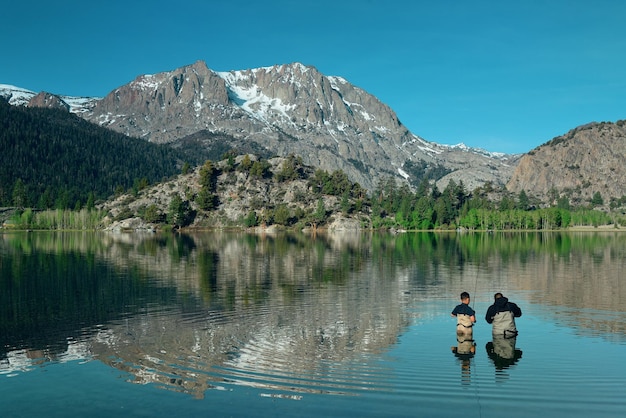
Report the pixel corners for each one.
[1,230,625,397]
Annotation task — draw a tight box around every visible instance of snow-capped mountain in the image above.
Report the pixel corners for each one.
[2,62,519,191]
[0,84,98,113]
[0,84,35,106]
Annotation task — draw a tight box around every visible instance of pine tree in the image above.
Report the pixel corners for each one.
[313,198,326,226]
[12,179,27,208]
[168,194,188,227]
[517,190,529,210]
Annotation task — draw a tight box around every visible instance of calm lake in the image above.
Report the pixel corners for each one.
[1,231,625,417]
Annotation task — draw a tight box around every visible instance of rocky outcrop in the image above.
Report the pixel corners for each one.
[27,92,70,111]
[103,217,156,233]
[507,121,626,205]
[98,155,371,231]
[328,215,362,231]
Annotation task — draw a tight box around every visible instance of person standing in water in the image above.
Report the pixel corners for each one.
[451,292,477,384]
[451,291,476,335]
[485,292,522,337]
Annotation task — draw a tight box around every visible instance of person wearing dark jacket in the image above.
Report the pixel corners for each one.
[485,292,522,337]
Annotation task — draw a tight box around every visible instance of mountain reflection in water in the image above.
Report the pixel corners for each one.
[1,231,624,399]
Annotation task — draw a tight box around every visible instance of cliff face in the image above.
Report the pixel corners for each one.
[507,121,626,205]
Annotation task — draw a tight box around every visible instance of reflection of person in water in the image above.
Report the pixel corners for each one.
[451,292,476,336]
[485,292,522,337]
[452,335,476,384]
[486,335,523,371]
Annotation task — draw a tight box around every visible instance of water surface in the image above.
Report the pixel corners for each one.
[1,231,624,417]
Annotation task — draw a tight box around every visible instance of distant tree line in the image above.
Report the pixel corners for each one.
[9,208,107,230]
[367,176,621,230]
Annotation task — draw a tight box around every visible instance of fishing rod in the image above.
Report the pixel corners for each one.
[469,267,479,325]
[471,267,483,418]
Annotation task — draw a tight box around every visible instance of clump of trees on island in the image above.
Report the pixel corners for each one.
[4,152,625,232]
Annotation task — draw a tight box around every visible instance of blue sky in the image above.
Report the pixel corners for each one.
[2,0,625,154]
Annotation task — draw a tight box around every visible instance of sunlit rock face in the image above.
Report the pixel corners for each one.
[26,91,70,111]
[507,121,626,204]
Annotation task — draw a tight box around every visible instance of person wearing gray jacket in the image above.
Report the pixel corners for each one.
[485,292,522,337]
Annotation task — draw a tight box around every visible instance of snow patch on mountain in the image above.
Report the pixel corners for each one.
[0,84,98,113]
[60,95,99,113]
[0,84,36,105]
[401,134,441,156]
[442,142,512,159]
[131,74,161,91]
[217,71,296,125]
[398,167,410,179]
[327,76,348,90]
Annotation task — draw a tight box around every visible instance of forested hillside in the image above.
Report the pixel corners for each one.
[0,99,201,209]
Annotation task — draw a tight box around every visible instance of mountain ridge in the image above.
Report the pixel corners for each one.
[1,61,518,193]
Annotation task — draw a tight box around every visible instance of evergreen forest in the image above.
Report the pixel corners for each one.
[0,99,201,209]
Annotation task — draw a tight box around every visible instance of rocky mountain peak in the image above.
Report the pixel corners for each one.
[86,60,231,142]
[216,61,402,138]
